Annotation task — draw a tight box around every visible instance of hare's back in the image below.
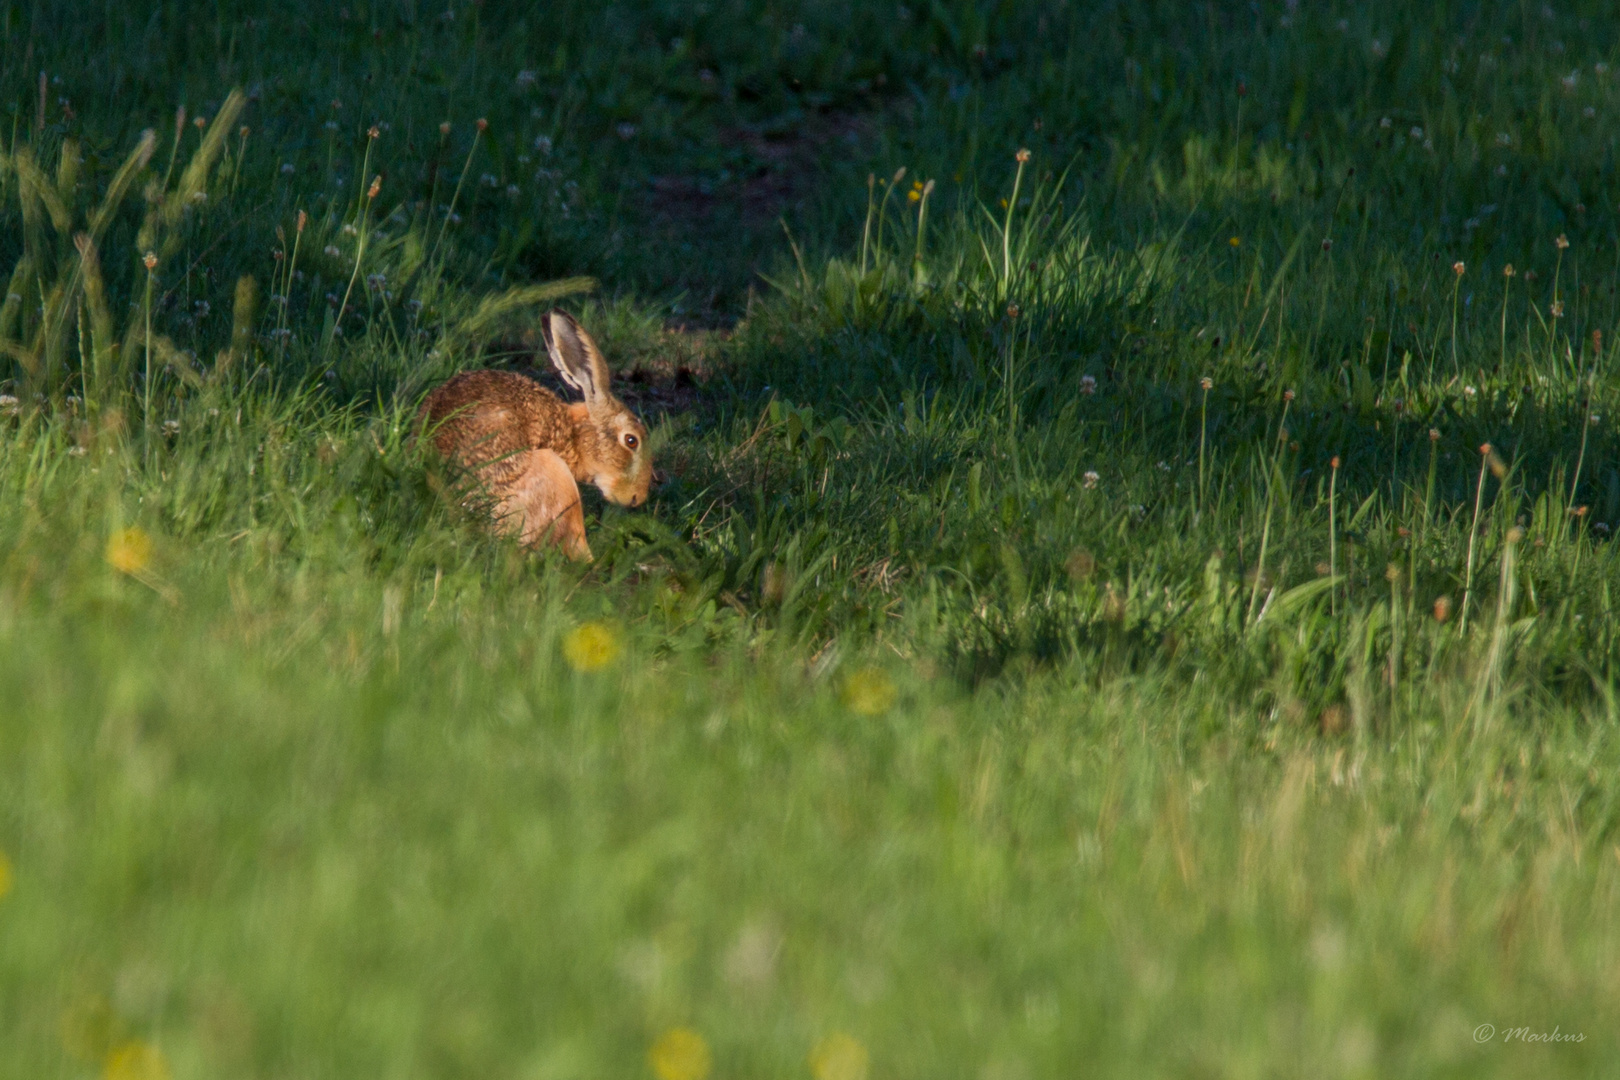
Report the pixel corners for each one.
[421,370,560,467]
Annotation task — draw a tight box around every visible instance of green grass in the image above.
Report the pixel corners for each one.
[5,1,1620,1077]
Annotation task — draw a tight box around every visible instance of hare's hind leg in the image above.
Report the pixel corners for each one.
[497,448,592,560]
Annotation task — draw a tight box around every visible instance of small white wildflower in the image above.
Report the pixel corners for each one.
[1496,132,1512,145]
[1371,38,1387,57]
[446,211,461,224]
[534,135,553,154]
[1585,106,1597,118]
[1380,116,1392,128]
[162,419,180,436]
[193,300,210,318]
[281,162,295,175]
[1083,470,1100,490]
[480,172,499,187]
[191,190,208,204]
[323,244,342,258]
[506,183,520,197]
[1464,385,1477,397]
[324,119,339,131]
[68,445,87,457]
[1157,460,1171,472]
[1562,71,1579,91]
[341,222,359,236]
[1079,374,1097,394]
[1410,125,1424,139]
[1497,163,1508,175]
[516,69,538,87]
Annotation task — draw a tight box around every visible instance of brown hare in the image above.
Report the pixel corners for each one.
[419,310,651,560]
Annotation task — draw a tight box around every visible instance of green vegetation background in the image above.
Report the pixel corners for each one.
[3,1,1620,1077]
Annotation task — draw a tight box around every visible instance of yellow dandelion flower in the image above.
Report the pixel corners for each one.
[648,1028,711,1080]
[562,621,620,672]
[1228,236,1240,247]
[0,850,11,899]
[104,1041,170,1080]
[907,189,921,202]
[810,1033,870,1080]
[841,667,896,715]
[105,528,152,576]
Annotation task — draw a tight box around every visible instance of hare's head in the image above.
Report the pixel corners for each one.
[542,310,653,507]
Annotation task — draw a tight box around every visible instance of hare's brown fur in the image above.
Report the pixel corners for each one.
[419,312,650,560]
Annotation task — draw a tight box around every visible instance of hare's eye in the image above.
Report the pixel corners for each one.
[623,433,639,450]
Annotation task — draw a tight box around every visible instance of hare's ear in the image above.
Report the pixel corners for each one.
[542,310,611,407]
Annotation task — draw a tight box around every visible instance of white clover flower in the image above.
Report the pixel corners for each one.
[1083,470,1100,489]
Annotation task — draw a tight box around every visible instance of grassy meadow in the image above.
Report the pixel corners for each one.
[6,0,1620,1076]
